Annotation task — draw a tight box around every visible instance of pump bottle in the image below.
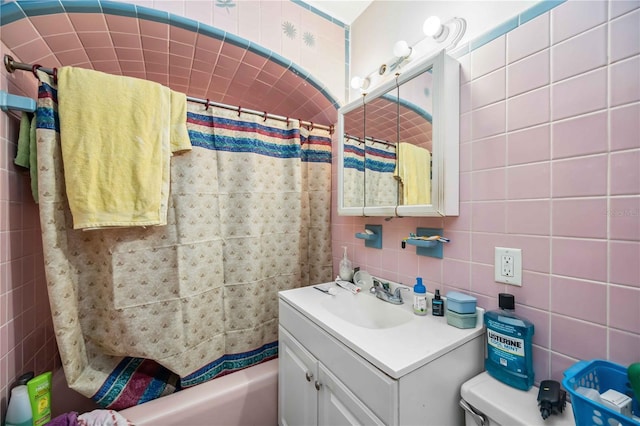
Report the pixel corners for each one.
[412,277,427,316]
[339,246,353,282]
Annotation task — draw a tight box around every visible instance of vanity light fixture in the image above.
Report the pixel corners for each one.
[393,40,414,61]
[350,75,371,91]
[423,15,467,49]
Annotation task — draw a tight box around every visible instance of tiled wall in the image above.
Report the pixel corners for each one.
[0,42,59,417]
[332,0,640,385]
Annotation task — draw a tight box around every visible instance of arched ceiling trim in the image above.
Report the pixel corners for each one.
[0,0,340,125]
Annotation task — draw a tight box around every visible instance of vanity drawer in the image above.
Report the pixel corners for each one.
[279,299,398,424]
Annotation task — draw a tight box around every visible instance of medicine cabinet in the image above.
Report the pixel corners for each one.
[337,50,460,217]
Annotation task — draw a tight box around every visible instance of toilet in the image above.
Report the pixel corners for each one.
[460,372,575,426]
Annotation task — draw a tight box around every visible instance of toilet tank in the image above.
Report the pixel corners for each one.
[460,372,575,426]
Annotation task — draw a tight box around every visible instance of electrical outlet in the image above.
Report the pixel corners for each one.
[495,247,522,286]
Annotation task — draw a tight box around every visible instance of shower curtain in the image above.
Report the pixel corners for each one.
[36,73,332,409]
[342,136,365,207]
[365,141,398,206]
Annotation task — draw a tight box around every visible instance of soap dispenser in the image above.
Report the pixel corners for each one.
[413,277,427,316]
[339,246,353,282]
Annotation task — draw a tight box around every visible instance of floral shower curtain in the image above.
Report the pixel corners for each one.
[36,73,332,409]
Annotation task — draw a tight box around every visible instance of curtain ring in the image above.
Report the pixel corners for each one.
[263,111,268,122]
[205,99,210,111]
[31,64,42,79]
[285,117,290,124]
[309,122,314,131]
[52,67,58,84]
[237,106,242,116]
[329,125,335,135]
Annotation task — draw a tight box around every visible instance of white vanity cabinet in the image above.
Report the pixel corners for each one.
[279,327,385,425]
[278,286,485,426]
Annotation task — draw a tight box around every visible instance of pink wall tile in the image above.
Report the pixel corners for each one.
[507,12,549,64]
[609,329,640,365]
[472,135,506,171]
[459,142,471,172]
[507,86,549,131]
[105,15,140,35]
[552,238,607,281]
[510,271,550,310]
[611,104,640,151]
[44,33,83,52]
[610,150,640,195]
[552,155,607,197]
[471,202,506,233]
[68,13,108,33]
[507,235,550,273]
[550,276,607,324]
[610,285,640,333]
[551,25,607,82]
[471,101,505,139]
[610,56,640,107]
[552,198,607,239]
[551,0,608,44]
[470,68,505,110]
[610,9,640,62]
[551,314,607,359]
[507,162,550,199]
[609,197,640,241]
[471,169,506,201]
[506,200,550,236]
[444,231,470,261]
[552,68,607,120]
[611,0,640,18]
[470,36,505,80]
[29,14,74,36]
[460,112,471,143]
[460,82,471,114]
[519,305,549,348]
[610,242,640,287]
[552,111,607,159]
[469,263,497,296]
[507,49,549,97]
[442,259,471,290]
[507,124,550,165]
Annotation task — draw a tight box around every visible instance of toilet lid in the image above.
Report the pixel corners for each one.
[460,372,575,426]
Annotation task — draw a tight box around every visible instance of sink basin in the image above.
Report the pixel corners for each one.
[321,292,413,329]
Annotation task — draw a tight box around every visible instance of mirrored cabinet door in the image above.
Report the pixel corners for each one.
[338,99,366,213]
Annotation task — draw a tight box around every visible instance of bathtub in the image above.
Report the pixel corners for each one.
[52,359,279,426]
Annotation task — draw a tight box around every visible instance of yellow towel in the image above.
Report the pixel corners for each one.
[57,66,191,229]
[394,142,431,205]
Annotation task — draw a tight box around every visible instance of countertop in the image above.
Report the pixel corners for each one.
[279,282,485,379]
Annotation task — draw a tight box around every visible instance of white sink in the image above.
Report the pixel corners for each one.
[321,291,413,329]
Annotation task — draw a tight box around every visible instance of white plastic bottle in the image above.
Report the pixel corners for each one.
[5,385,33,426]
[339,246,353,282]
[413,277,427,316]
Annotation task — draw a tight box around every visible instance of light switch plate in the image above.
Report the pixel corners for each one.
[495,247,522,286]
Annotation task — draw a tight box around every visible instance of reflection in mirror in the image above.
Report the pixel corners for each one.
[342,100,365,208]
[396,68,433,205]
[364,85,399,207]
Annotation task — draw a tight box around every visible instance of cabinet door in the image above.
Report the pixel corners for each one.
[279,327,318,426]
[317,364,384,426]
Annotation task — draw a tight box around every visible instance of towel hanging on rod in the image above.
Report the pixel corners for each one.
[3,54,334,133]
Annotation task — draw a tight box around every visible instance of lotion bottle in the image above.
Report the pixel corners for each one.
[412,277,427,316]
[338,246,353,282]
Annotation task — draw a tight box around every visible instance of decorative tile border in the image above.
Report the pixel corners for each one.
[451,0,567,59]
[0,0,340,109]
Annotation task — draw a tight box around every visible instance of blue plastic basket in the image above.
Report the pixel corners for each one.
[563,359,640,426]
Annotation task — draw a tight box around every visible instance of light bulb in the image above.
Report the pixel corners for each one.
[393,40,412,59]
[423,16,443,37]
[350,75,370,90]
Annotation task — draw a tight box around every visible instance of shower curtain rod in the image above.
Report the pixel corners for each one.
[3,54,333,133]
[344,133,396,148]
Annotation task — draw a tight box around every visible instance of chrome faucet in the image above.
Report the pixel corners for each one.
[370,279,411,305]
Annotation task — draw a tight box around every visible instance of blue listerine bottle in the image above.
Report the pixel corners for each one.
[484,293,535,390]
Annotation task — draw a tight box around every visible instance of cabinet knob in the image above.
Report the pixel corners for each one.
[314,380,322,391]
[305,371,313,382]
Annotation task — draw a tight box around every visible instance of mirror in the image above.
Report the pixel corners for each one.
[337,50,460,217]
[341,99,366,208]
